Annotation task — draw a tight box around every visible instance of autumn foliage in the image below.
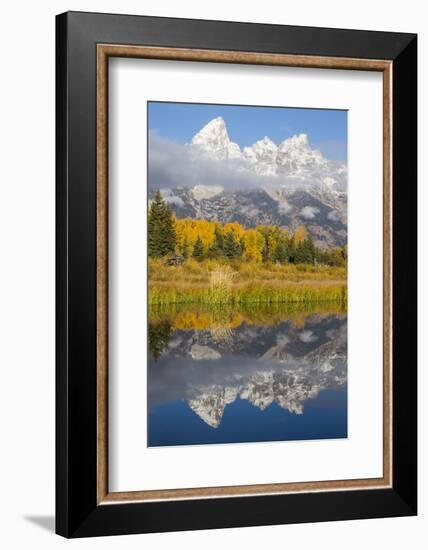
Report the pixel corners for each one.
[148,190,347,268]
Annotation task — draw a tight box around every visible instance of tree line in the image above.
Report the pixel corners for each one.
[148,190,347,267]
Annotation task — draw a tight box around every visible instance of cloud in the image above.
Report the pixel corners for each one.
[277,334,290,346]
[327,210,340,221]
[148,132,347,193]
[299,330,318,343]
[164,195,184,206]
[148,133,280,192]
[278,199,292,214]
[300,206,320,219]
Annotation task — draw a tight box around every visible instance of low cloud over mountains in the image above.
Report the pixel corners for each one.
[148,116,347,194]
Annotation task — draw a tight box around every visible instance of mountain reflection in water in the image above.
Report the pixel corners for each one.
[148,304,347,447]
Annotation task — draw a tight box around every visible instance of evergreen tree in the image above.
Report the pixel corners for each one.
[306,236,316,264]
[294,242,307,264]
[294,236,316,264]
[223,231,241,259]
[213,225,224,254]
[272,239,287,263]
[286,237,296,264]
[148,190,176,257]
[192,236,204,259]
[256,226,271,262]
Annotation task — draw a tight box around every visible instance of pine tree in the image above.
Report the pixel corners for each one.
[272,239,287,263]
[212,225,224,255]
[255,226,270,262]
[295,236,315,264]
[148,190,176,257]
[159,201,176,256]
[192,236,204,259]
[223,231,240,259]
[286,237,296,264]
[305,236,316,264]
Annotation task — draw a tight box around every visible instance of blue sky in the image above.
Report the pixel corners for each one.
[148,101,347,161]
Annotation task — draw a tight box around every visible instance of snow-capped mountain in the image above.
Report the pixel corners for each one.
[191,116,243,161]
[149,116,348,248]
[189,116,346,191]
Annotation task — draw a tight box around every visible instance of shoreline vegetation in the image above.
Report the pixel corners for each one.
[149,259,347,306]
[148,190,347,307]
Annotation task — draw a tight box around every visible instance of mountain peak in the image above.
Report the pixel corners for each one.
[191,117,243,161]
[252,136,277,150]
[279,133,309,150]
[187,117,345,191]
[192,116,228,141]
[261,135,276,144]
[207,115,226,127]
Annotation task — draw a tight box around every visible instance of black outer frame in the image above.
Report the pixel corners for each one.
[56,11,417,538]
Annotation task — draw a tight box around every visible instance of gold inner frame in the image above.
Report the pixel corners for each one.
[96,44,393,504]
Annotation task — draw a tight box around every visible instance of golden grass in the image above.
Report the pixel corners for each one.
[149,257,346,283]
[148,258,347,306]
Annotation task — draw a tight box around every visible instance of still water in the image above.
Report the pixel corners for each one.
[148,304,347,447]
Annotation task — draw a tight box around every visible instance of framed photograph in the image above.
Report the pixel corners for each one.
[56,11,417,537]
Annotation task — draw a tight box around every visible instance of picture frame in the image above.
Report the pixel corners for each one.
[56,11,417,538]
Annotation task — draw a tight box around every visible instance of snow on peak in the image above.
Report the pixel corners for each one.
[188,117,346,192]
[206,115,226,128]
[197,116,228,138]
[278,134,314,158]
[245,136,277,157]
[283,133,309,147]
[244,136,278,176]
[191,116,243,161]
[227,141,243,160]
[277,133,327,177]
[258,136,277,149]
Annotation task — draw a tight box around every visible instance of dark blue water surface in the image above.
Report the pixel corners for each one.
[148,306,347,447]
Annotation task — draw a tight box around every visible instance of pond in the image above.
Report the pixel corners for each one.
[147,303,347,447]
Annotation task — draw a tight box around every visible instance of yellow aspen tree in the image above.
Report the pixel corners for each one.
[223,222,244,242]
[242,229,265,262]
[294,224,308,244]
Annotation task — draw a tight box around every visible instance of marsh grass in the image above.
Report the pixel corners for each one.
[209,265,236,304]
[148,258,347,306]
[149,257,346,283]
[149,282,347,307]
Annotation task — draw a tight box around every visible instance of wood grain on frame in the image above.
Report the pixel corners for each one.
[96,44,393,504]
